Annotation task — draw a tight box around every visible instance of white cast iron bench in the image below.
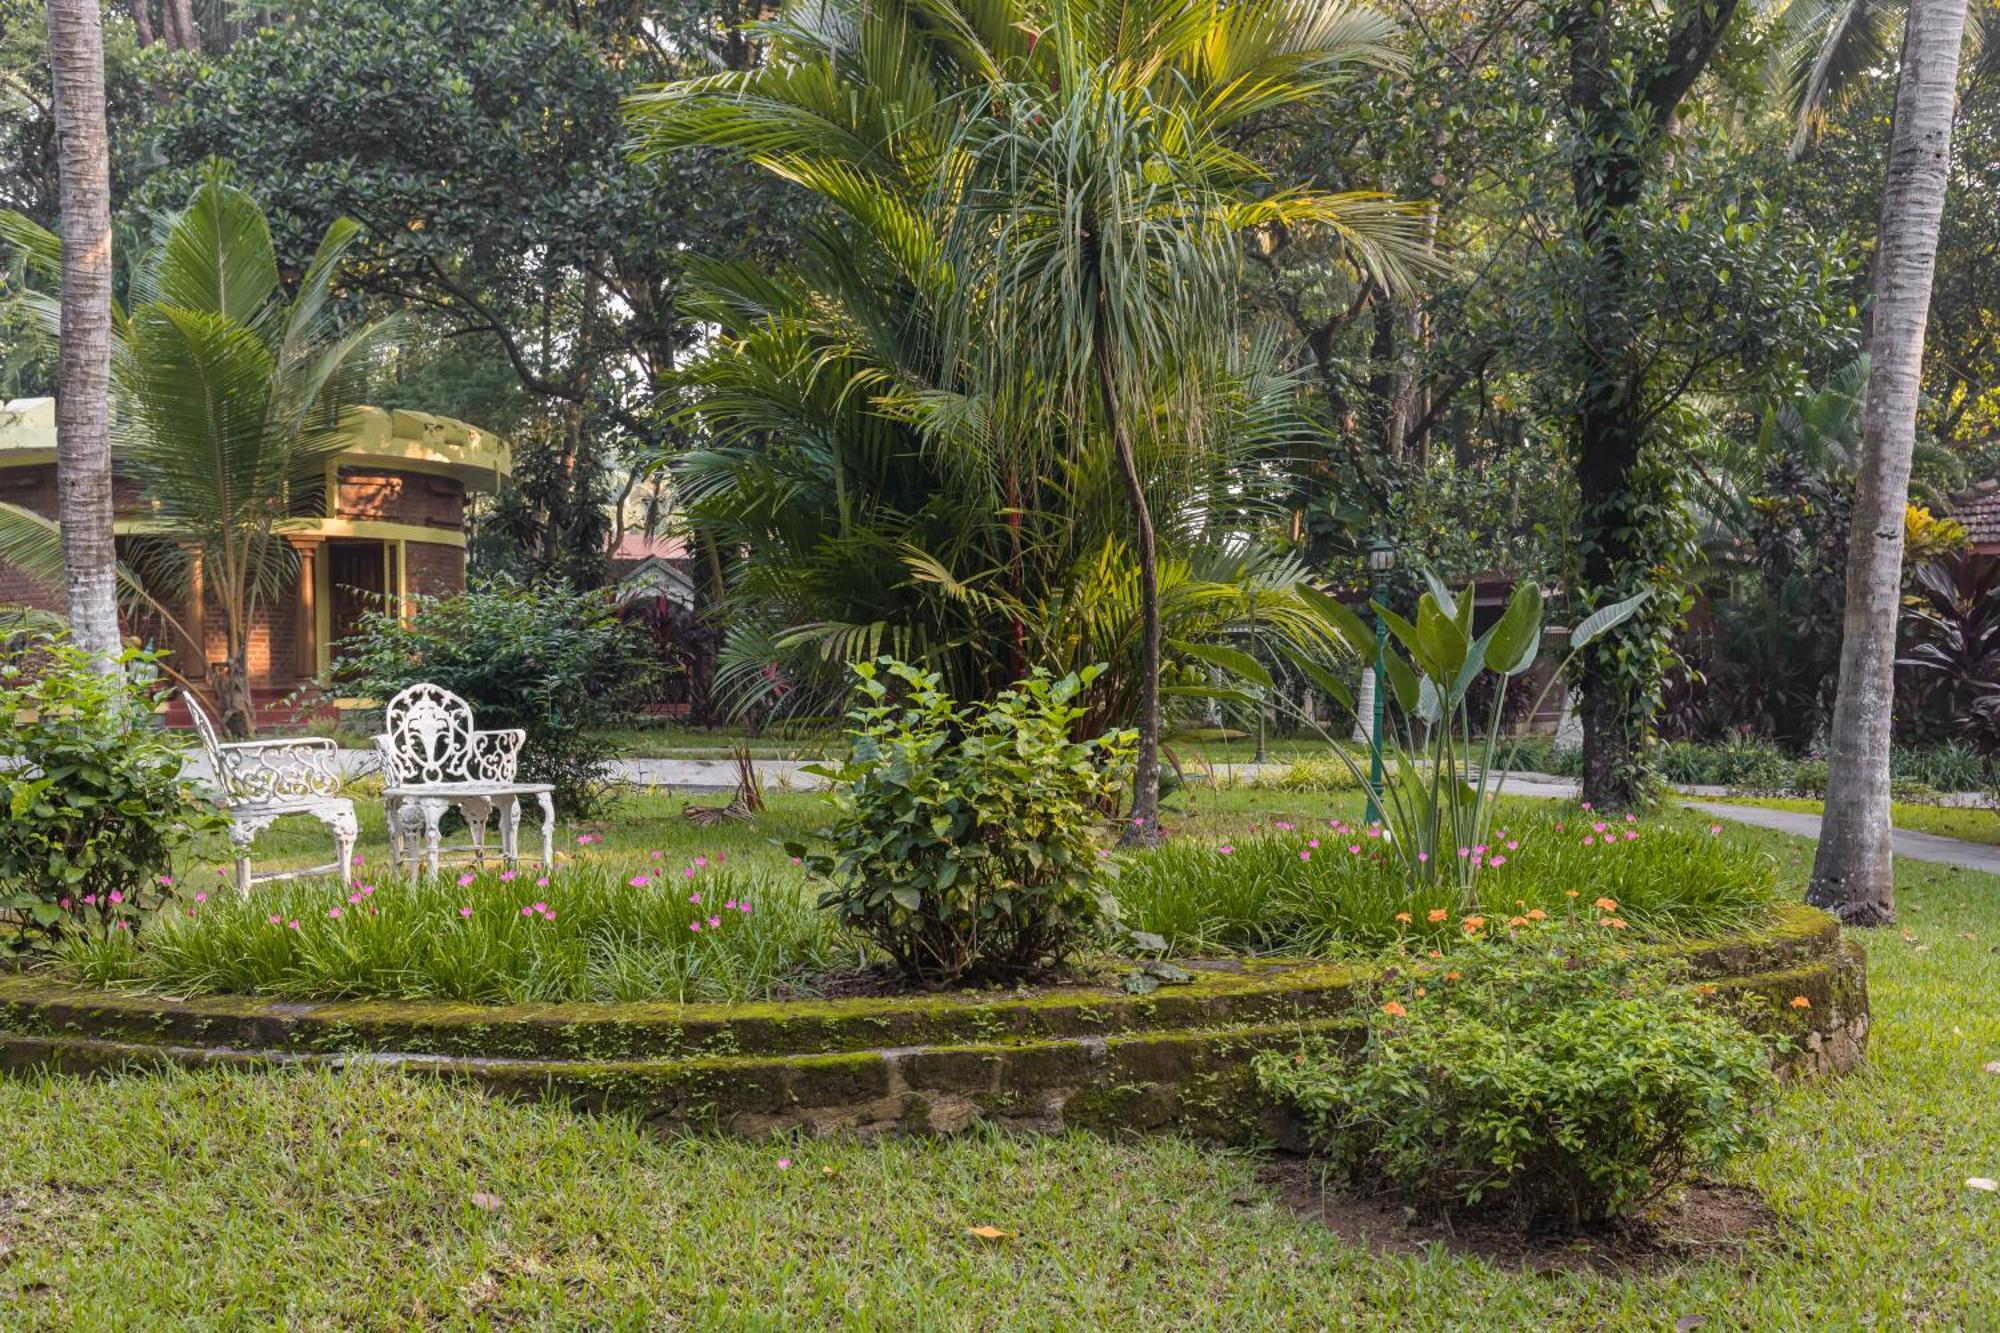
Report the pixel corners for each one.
[373,683,556,879]
[182,690,357,894]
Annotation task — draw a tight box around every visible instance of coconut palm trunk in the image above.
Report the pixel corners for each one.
[46,0,122,668]
[1809,0,1970,924]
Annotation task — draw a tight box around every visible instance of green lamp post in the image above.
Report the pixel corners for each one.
[1365,537,1396,825]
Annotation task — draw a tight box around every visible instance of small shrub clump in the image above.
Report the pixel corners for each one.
[1256,912,1779,1232]
[326,578,655,817]
[794,659,1133,985]
[0,638,224,952]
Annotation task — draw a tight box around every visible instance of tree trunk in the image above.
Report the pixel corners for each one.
[47,0,122,670]
[162,0,198,50]
[129,0,155,46]
[1094,320,1162,845]
[1809,0,1969,925]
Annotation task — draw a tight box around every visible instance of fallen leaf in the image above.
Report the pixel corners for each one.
[470,1191,504,1212]
[1675,1317,1706,1333]
[1900,930,1918,943]
[966,1225,1014,1241]
[1983,1061,2000,1075]
[1966,1178,1998,1193]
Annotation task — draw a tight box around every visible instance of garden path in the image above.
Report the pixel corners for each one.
[1682,800,2000,875]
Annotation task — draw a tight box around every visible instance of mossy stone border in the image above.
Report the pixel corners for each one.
[0,903,1868,1141]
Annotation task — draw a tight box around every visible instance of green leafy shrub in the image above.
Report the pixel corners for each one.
[1892,741,1986,793]
[793,659,1133,985]
[1256,918,1778,1231]
[327,578,654,816]
[1655,737,1792,788]
[1250,755,1363,792]
[0,638,224,951]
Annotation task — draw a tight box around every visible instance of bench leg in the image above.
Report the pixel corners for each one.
[384,796,405,874]
[328,805,358,888]
[419,799,446,880]
[537,792,555,868]
[501,794,522,868]
[466,799,491,866]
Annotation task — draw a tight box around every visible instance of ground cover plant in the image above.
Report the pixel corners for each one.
[1256,909,1780,1231]
[59,849,846,1005]
[1114,804,1780,956]
[0,830,1989,1328]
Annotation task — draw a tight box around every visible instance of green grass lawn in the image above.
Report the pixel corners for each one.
[2,824,1995,1328]
[1715,794,2000,847]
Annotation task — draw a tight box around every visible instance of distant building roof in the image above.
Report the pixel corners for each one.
[610,531,690,565]
[1948,479,2000,548]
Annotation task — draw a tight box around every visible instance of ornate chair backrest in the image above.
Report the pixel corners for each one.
[181,690,232,794]
[381,683,479,786]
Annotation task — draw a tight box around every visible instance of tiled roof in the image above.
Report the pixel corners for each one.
[1948,479,2000,546]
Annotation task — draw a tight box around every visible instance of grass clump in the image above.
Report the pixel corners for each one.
[1115,806,1781,956]
[57,854,849,1005]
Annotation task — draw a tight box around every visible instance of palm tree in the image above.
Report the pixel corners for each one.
[632,0,1431,828]
[0,170,397,735]
[1810,0,1972,924]
[1771,0,1996,154]
[45,0,121,668]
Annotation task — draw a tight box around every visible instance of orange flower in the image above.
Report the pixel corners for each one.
[1427,950,1443,959]
[1508,915,1528,928]
[1394,912,1412,924]
[1525,908,1547,921]
[1790,995,1812,1010]
[1415,986,1428,998]
[1427,908,1449,923]
[1445,970,1462,981]
[1605,917,1628,930]
[1565,889,1580,899]
[1593,896,1618,912]
[1696,984,1718,997]
[1461,915,1486,932]
[1382,1000,1408,1017]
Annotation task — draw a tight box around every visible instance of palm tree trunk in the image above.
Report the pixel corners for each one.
[1093,319,1162,845]
[46,0,122,670]
[1809,0,1969,925]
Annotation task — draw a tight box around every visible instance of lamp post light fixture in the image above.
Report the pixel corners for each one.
[1365,537,1396,825]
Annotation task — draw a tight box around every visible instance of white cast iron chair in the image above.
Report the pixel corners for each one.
[181,690,357,894]
[373,683,556,879]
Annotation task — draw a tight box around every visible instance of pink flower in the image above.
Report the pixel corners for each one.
[457,872,476,887]
[689,892,702,905]
[194,892,208,904]
[500,870,517,882]
[327,907,343,919]
[354,855,365,866]
[535,877,549,888]
[157,874,173,887]
[521,906,534,917]
[1457,847,1469,859]
[738,903,752,916]
[459,906,474,918]
[108,891,123,905]
[777,1157,791,1170]
[1218,845,1234,856]
[1581,802,1593,811]
[268,914,281,925]
[1583,835,1595,846]
[790,856,802,866]
[1416,851,1428,863]
[649,850,663,861]
[694,856,708,869]
[1592,822,1607,833]
[1308,838,1320,849]
[1506,840,1519,851]
[1626,813,1637,823]
[1489,855,1507,867]
[1299,850,1312,862]
[361,884,375,896]
[287,919,300,931]
[1624,830,1638,841]
[684,867,697,880]
[689,921,702,932]
[1709,824,1723,836]
[629,875,652,888]
[532,902,549,915]
[708,915,721,928]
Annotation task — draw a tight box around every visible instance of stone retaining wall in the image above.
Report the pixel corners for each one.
[0,903,1868,1142]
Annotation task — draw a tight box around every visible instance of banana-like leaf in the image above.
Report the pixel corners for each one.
[1379,647,1420,713]
[1276,640,1354,711]
[1169,638,1272,689]
[1414,594,1468,680]
[1571,589,1654,649]
[1294,582,1373,655]
[1486,581,1544,675]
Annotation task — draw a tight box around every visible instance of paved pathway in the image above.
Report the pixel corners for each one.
[1682,799,2000,874]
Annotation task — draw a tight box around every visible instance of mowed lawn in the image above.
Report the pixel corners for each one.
[0,830,1994,1329]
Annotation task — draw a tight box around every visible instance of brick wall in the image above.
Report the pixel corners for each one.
[405,541,465,599]
[337,469,466,531]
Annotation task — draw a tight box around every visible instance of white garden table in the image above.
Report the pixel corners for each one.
[374,683,556,880]
[182,691,357,894]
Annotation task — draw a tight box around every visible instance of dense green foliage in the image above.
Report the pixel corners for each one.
[794,660,1133,984]
[1114,806,1780,955]
[0,640,223,951]
[326,580,654,816]
[1256,916,1780,1229]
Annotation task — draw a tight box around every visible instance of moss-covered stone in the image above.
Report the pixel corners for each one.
[0,907,1868,1144]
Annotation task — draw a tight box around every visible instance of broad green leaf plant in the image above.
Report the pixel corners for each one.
[1236,577,1650,908]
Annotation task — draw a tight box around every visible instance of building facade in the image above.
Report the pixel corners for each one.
[0,398,509,711]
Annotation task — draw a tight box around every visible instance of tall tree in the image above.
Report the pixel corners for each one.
[1557,0,1744,807]
[45,0,120,665]
[1810,0,1971,924]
